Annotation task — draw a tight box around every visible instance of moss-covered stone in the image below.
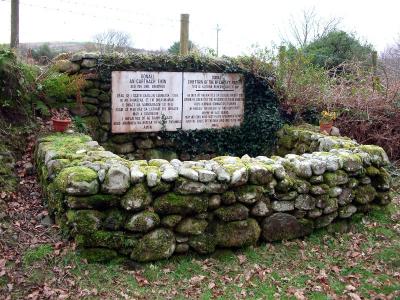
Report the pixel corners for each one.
[78,248,118,263]
[175,218,208,235]
[153,193,207,215]
[145,149,178,161]
[354,185,377,204]
[130,228,175,262]
[121,183,152,211]
[189,233,216,254]
[103,209,127,230]
[55,166,99,195]
[214,204,249,222]
[215,219,260,247]
[235,185,265,204]
[261,213,313,242]
[221,191,236,205]
[150,181,171,194]
[314,211,338,228]
[66,209,104,235]
[75,230,138,249]
[125,211,160,232]
[174,178,206,194]
[374,192,392,205]
[66,194,119,209]
[161,214,183,228]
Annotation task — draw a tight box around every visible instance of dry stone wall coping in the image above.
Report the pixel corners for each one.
[34,125,392,262]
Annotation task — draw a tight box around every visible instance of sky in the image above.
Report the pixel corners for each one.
[0,0,400,56]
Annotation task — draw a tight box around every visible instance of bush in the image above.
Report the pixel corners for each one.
[39,71,85,103]
[0,47,38,118]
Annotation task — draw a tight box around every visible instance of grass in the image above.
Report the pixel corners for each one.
[12,201,398,299]
[22,244,54,266]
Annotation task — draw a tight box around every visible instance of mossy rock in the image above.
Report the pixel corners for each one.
[215,218,261,248]
[374,192,392,205]
[161,215,183,228]
[103,208,128,230]
[261,213,313,242]
[125,211,160,233]
[66,209,104,235]
[214,204,249,222]
[175,218,208,235]
[121,183,152,211]
[235,185,265,204]
[145,149,178,161]
[75,230,138,249]
[354,185,377,204]
[78,248,118,263]
[189,233,216,254]
[55,166,99,195]
[46,183,65,216]
[66,194,119,209]
[130,228,176,262]
[150,181,171,194]
[153,193,207,215]
[221,191,236,205]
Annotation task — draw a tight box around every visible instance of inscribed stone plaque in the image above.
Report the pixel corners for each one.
[111,71,182,133]
[182,72,244,130]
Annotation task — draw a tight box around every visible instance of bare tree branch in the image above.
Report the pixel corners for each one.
[93,30,132,54]
[283,8,341,47]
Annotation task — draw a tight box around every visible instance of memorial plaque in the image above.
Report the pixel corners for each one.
[111,71,182,133]
[182,72,244,130]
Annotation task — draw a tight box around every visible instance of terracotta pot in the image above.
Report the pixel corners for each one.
[319,121,333,134]
[52,117,71,132]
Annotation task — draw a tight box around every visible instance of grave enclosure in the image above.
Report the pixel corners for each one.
[35,53,393,262]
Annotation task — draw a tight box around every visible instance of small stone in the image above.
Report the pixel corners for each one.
[215,166,230,182]
[339,205,357,218]
[214,204,249,222]
[295,194,316,210]
[174,179,205,194]
[125,211,160,232]
[307,208,322,218]
[178,167,199,181]
[251,200,270,217]
[329,187,343,198]
[161,215,183,228]
[330,126,340,136]
[130,167,145,183]
[271,201,294,212]
[323,198,338,214]
[147,170,159,187]
[208,194,221,209]
[161,167,179,182]
[102,164,130,194]
[175,218,208,235]
[175,243,189,253]
[198,169,216,183]
[231,167,248,186]
[314,211,338,228]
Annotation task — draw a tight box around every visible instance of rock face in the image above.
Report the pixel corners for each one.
[261,213,313,242]
[130,228,176,262]
[35,128,392,263]
[215,219,261,247]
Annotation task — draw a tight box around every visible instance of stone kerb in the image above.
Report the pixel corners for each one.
[34,126,392,262]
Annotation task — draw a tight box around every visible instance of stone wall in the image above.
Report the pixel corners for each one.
[34,126,392,262]
[52,53,281,160]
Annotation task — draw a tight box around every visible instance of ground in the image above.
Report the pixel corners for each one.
[0,136,399,299]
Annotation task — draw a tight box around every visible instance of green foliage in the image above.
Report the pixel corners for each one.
[304,31,374,69]
[39,71,80,102]
[23,244,53,266]
[72,116,88,133]
[31,43,57,60]
[34,100,51,117]
[0,47,35,112]
[167,41,197,54]
[97,53,283,157]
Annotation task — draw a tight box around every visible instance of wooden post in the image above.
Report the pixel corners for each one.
[216,24,221,56]
[180,14,189,55]
[10,0,19,49]
[372,50,378,91]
